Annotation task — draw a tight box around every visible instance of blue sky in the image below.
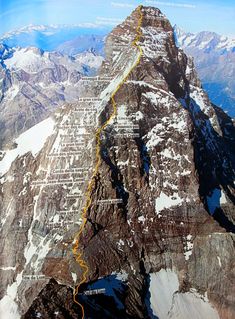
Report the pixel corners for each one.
[0,0,234,37]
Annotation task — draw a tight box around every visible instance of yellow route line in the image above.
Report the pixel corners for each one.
[72,5,144,318]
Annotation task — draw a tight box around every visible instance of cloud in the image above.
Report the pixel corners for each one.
[111,2,135,8]
[145,0,196,9]
[96,16,123,26]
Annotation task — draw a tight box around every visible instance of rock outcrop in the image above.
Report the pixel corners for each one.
[0,6,234,319]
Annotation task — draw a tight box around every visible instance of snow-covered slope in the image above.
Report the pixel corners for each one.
[0,117,55,176]
[0,45,103,148]
[174,25,235,117]
[3,46,102,74]
[148,269,220,319]
[74,51,104,69]
[174,25,235,53]
[0,6,234,319]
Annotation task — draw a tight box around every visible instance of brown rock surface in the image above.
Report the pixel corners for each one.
[0,5,234,319]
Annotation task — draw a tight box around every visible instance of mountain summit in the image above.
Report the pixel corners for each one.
[0,6,234,319]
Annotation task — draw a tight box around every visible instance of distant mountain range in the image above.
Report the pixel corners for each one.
[0,43,103,148]
[1,24,234,117]
[174,25,235,117]
[0,24,107,54]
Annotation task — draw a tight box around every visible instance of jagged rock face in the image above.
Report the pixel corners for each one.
[0,5,235,319]
[0,46,103,149]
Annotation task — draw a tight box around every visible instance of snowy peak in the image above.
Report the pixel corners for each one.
[0,44,103,148]
[174,25,235,117]
[105,6,172,65]
[174,25,235,53]
[0,6,234,319]
[74,51,104,69]
[173,24,188,38]
[1,45,103,78]
[3,47,46,72]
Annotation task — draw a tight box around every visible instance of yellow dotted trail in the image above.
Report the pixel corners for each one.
[72,5,144,318]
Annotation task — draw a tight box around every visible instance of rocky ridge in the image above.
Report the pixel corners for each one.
[0,44,103,149]
[0,5,234,319]
[174,25,235,117]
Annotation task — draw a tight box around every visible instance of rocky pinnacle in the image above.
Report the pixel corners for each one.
[0,5,234,319]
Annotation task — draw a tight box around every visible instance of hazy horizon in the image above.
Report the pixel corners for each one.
[0,0,234,38]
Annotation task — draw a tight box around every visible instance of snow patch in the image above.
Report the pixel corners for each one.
[117,239,125,251]
[0,295,20,319]
[111,270,128,281]
[0,272,23,319]
[169,290,220,319]
[0,267,16,271]
[117,159,129,166]
[71,272,77,283]
[4,48,48,72]
[149,269,179,319]
[138,216,146,223]
[184,234,193,261]
[148,268,220,319]
[75,52,104,69]
[207,188,227,214]
[155,192,184,214]
[145,125,164,149]
[0,117,55,176]
[4,85,19,100]
[135,111,144,120]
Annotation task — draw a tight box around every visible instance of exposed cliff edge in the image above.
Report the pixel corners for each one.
[0,6,234,319]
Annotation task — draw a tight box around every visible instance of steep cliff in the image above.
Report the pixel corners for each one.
[0,6,234,319]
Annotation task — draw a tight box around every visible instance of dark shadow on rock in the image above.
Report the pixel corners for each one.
[213,207,235,233]
[183,95,235,233]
